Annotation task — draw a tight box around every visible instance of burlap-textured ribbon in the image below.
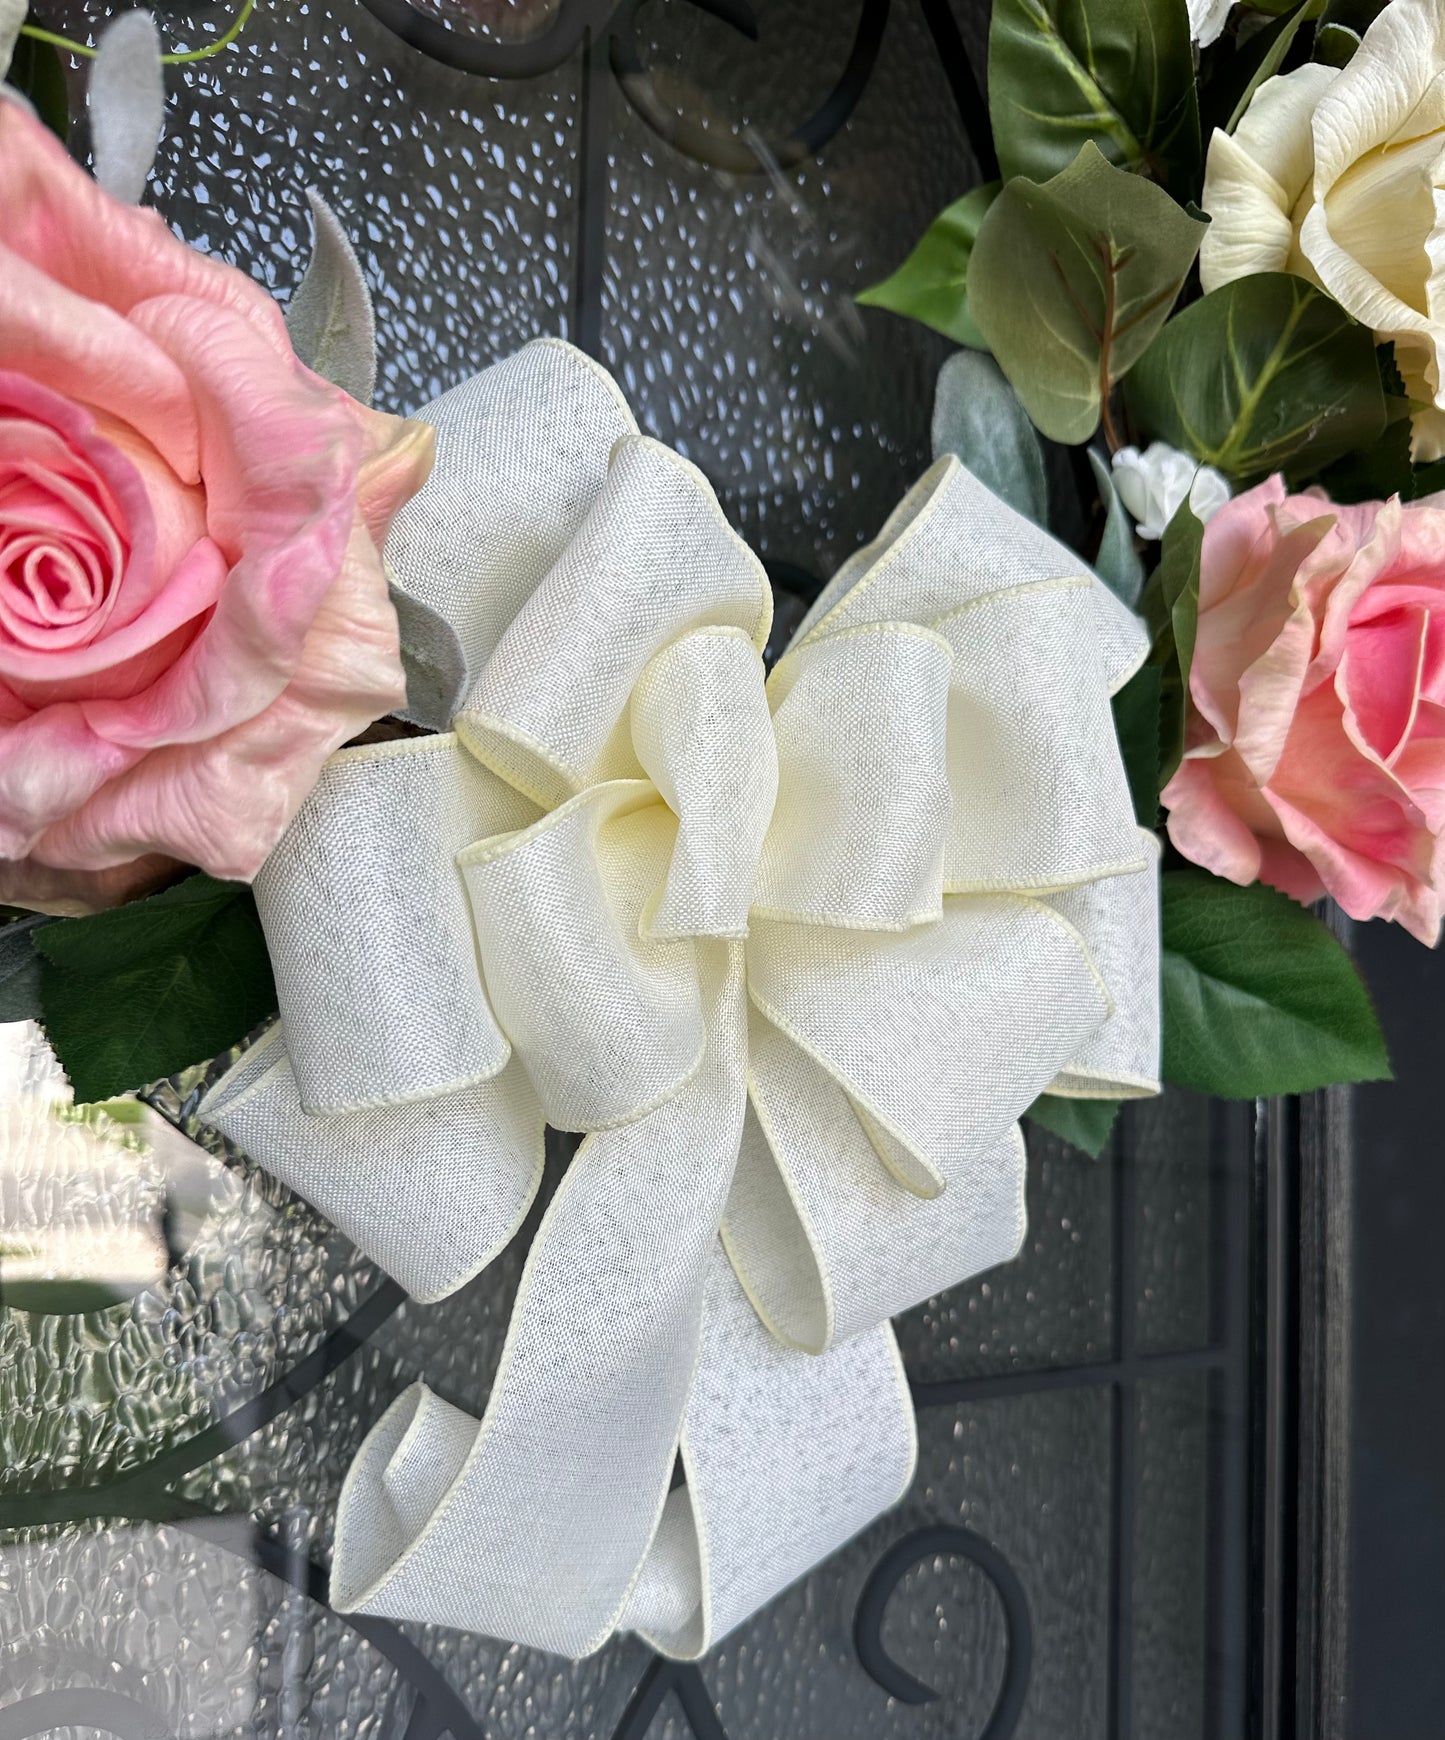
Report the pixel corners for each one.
[198,339,1159,1659]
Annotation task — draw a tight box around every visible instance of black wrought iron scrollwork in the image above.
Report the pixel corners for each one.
[610,1656,729,1740]
[356,0,621,77]
[854,1525,1032,1738]
[610,0,891,174]
[0,1687,178,1740]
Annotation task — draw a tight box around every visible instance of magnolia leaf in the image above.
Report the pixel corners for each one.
[1087,447,1145,605]
[988,0,1200,191]
[968,144,1206,446]
[931,349,1048,526]
[5,32,69,141]
[1027,1093,1120,1158]
[857,184,999,350]
[35,875,277,1104]
[89,9,164,205]
[1161,871,1391,1097]
[286,189,378,405]
[1143,500,1204,785]
[1111,662,1162,826]
[1125,274,1386,484]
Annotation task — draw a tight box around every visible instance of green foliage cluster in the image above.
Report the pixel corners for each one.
[863,0,1401,1150]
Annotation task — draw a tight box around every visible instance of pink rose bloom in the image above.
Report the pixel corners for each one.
[1163,476,1445,944]
[0,101,433,913]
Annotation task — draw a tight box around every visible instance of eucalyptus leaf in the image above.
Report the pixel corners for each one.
[1143,500,1204,785]
[1161,871,1391,1097]
[1026,1092,1120,1158]
[988,0,1200,191]
[36,875,277,1104]
[968,143,1206,446]
[931,350,1048,526]
[286,189,378,405]
[857,184,998,350]
[1087,447,1144,605]
[1111,662,1162,826]
[1124,274,1386,485]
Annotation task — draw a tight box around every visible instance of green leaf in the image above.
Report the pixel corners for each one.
[1111,662,1163,827]
[1027,1092,1121,1158]
[5,33,69,141]
[1161,870,1391,1096]
[1224,0,1316,131]
[0,914,46,1023]
[35,874,277,1103]
[931,349,1049,526]
[988,0,1200,192]
[968,143,1206,446]
[1142,500,1204,785]
[856,184,999,350]
[1124,273,1387,485]
[1313,20,1361,65]
[1087,447,1145,605]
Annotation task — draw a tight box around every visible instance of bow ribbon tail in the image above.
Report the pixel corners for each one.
[326,943,750,1659]
[622,1240,917,1660]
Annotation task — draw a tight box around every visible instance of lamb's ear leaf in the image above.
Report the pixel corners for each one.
[931,350,1049,528]
[90,9,165,205]
[286,189,378,406]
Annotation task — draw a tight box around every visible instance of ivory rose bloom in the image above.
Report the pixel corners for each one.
[0,100,433,912]
[1199,0,1445,458]
[1162,477,1445,943]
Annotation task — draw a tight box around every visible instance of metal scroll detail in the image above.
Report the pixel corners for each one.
[354,0,621,77]
[609,0,891,174]
[854,1526,1032,1736]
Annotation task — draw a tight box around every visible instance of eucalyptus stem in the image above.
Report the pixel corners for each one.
[18,0,257,66]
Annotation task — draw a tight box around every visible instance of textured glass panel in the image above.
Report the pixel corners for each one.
[1132,1091,1213,1357]
[1132,1375,1210,1740]
[894,1128,1114,1381]
[698,1391,1112,1740]
[35,0,582,413]
[601,0,972,578]
[3,3,1249,1731]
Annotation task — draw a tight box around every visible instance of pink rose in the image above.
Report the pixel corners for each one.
[0,101,434,913]
[1163,476,1445,944]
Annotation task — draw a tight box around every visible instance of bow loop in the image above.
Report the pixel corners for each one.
[256,735,535,1116]
[386,339,638,728]
[456,435,772,809]
[631,626,778,941]
[757,621,954,930]
[745,895,1112,1197]
[460,781,706,1133]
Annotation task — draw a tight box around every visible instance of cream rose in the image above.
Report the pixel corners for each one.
[1199,0,1445,459]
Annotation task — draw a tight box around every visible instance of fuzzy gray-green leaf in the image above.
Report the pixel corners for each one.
[286,189,377,405]
[932,350,1049,526]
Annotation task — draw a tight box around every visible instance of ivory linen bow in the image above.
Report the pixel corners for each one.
[198,339,1160,1660]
